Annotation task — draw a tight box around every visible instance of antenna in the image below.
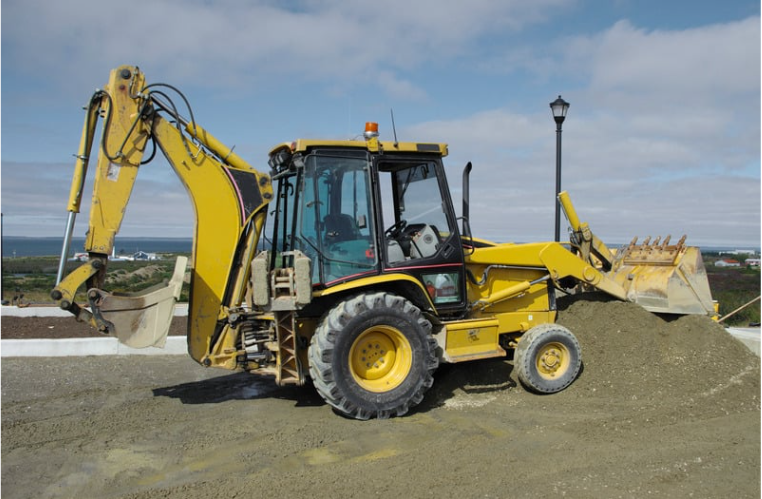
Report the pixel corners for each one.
[390,108,399,147]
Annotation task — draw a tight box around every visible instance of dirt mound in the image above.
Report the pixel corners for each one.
[428,293,759,418]
[556,293,759,409]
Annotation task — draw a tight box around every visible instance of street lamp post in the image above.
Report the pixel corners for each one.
[550,95,570,242]
[1,213,3,303]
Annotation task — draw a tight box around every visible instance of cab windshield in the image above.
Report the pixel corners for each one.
[297,152,377,284]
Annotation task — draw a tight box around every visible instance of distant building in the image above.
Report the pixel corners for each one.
[69,251,160,262]
[745,258,760,268]
[715,258,741,267]
[133,251,159,261]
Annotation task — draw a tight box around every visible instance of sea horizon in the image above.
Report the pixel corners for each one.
[1,235,757,259]
[2,236,193,258]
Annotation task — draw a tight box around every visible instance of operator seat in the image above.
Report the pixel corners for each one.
[324,214,360,242]
[409,224,441,259]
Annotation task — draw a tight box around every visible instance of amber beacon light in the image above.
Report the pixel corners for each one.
[364,122,379,139]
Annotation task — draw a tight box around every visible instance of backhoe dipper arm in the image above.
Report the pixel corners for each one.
[53,67,151,327]
[53,66,274,361]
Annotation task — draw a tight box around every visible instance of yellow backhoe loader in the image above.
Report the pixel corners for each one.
[52,66,715,419]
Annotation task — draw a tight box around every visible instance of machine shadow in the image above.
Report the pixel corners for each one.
[153,371,326,408]
[414,358,519,414]
[414,356,586,416]
[153,357,584,417]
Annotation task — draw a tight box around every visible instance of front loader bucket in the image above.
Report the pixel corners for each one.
[607,237,714,316]
[87,256,188,348]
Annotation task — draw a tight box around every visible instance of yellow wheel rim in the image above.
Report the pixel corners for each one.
[535,342,571,380]
[349,325,412,393]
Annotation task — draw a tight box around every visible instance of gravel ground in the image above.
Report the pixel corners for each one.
[1,295,759,499]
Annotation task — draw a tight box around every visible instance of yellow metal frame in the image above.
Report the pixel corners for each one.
[313,273,436,310]
[53,65,273,368]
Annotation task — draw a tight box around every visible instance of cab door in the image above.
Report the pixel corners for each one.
[376,157,467,314]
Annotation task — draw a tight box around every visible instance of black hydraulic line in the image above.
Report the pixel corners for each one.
[98,91,118,162]
[141,134,158,165]
[148,90,229,165]
[145,90,198,160]
[142,82,198,138]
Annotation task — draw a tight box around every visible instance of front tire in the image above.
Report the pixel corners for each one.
[308,292,438,420]
[515,323,581,394]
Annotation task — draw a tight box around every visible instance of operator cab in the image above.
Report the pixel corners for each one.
[267,126,467,315]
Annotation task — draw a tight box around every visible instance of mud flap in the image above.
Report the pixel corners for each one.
[87,256,188,348]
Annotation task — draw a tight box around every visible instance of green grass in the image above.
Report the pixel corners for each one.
[2,256,190,304]
[705,259,760,326]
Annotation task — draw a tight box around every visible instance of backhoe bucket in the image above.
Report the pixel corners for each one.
[606,237,714,316]
[87,256,188,348]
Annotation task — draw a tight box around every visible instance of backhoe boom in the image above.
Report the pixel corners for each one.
[53,65,273,363]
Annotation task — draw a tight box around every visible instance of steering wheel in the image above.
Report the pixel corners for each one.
[384,220,408,239]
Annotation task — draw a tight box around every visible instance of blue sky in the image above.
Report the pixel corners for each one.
[2,0,760,248]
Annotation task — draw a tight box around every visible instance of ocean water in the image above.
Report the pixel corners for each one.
[2,236,756,259]
[2,237,193,258]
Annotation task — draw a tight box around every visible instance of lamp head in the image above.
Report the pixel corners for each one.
[550,95,570,125]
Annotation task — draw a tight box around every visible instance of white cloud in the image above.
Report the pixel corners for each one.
[395,16,761,246]
[585,18,760,97]
[2,0,567,97]
[1,3,758,248]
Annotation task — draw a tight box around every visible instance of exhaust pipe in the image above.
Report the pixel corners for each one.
[462,161,472,238]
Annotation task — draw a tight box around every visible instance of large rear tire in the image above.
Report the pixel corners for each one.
[308,292,438,420]
[515,323,581,394]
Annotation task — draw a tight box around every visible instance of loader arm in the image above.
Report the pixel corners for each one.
[466,241,628,309]
[467,191,715,317]
[52,66,274,365]
[557,191,715,316]
[558,190,616,270]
